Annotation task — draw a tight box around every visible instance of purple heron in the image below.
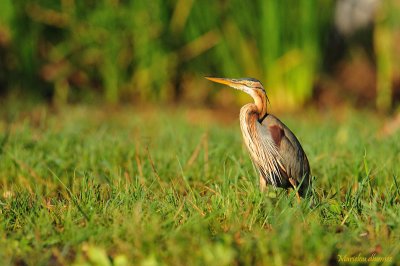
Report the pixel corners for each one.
[206,77,311,199]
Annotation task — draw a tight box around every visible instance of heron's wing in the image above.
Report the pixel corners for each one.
[260,115,310,186]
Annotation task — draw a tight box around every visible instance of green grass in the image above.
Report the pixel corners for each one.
[0,105,399,265]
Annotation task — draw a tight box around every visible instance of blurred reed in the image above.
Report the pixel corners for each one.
[2,0,397,110]
[375,0,400,111]
[0,0,330,108]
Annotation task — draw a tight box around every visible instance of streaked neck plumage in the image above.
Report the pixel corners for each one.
[249,89,268,121]
[239,89,282,187]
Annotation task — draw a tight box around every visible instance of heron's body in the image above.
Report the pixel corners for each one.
[240,104,310,196]
[206,77,311,198]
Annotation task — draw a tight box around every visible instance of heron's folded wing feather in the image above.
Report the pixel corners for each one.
[261,115,310,184]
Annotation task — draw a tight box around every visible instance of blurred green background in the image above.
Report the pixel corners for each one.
[0,0,399,111]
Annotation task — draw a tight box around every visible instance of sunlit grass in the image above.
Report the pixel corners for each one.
[0,105,399,265]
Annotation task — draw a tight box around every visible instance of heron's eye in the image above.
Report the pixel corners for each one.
[248,82,256,87]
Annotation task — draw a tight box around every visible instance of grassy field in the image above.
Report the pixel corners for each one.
[0,105,399,265]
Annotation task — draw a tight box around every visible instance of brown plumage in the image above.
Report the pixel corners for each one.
[206,77,311,198]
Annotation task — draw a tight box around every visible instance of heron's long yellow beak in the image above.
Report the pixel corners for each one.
[205,77,239,87]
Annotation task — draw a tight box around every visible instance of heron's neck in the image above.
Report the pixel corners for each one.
[249,90,268,121]
[239,104,259,142]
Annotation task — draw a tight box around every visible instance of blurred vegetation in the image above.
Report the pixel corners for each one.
[374,0,400,111]
[0,0,399,110]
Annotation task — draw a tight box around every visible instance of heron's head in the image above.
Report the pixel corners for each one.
[205,77,265,95]
[205,77,269,118]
